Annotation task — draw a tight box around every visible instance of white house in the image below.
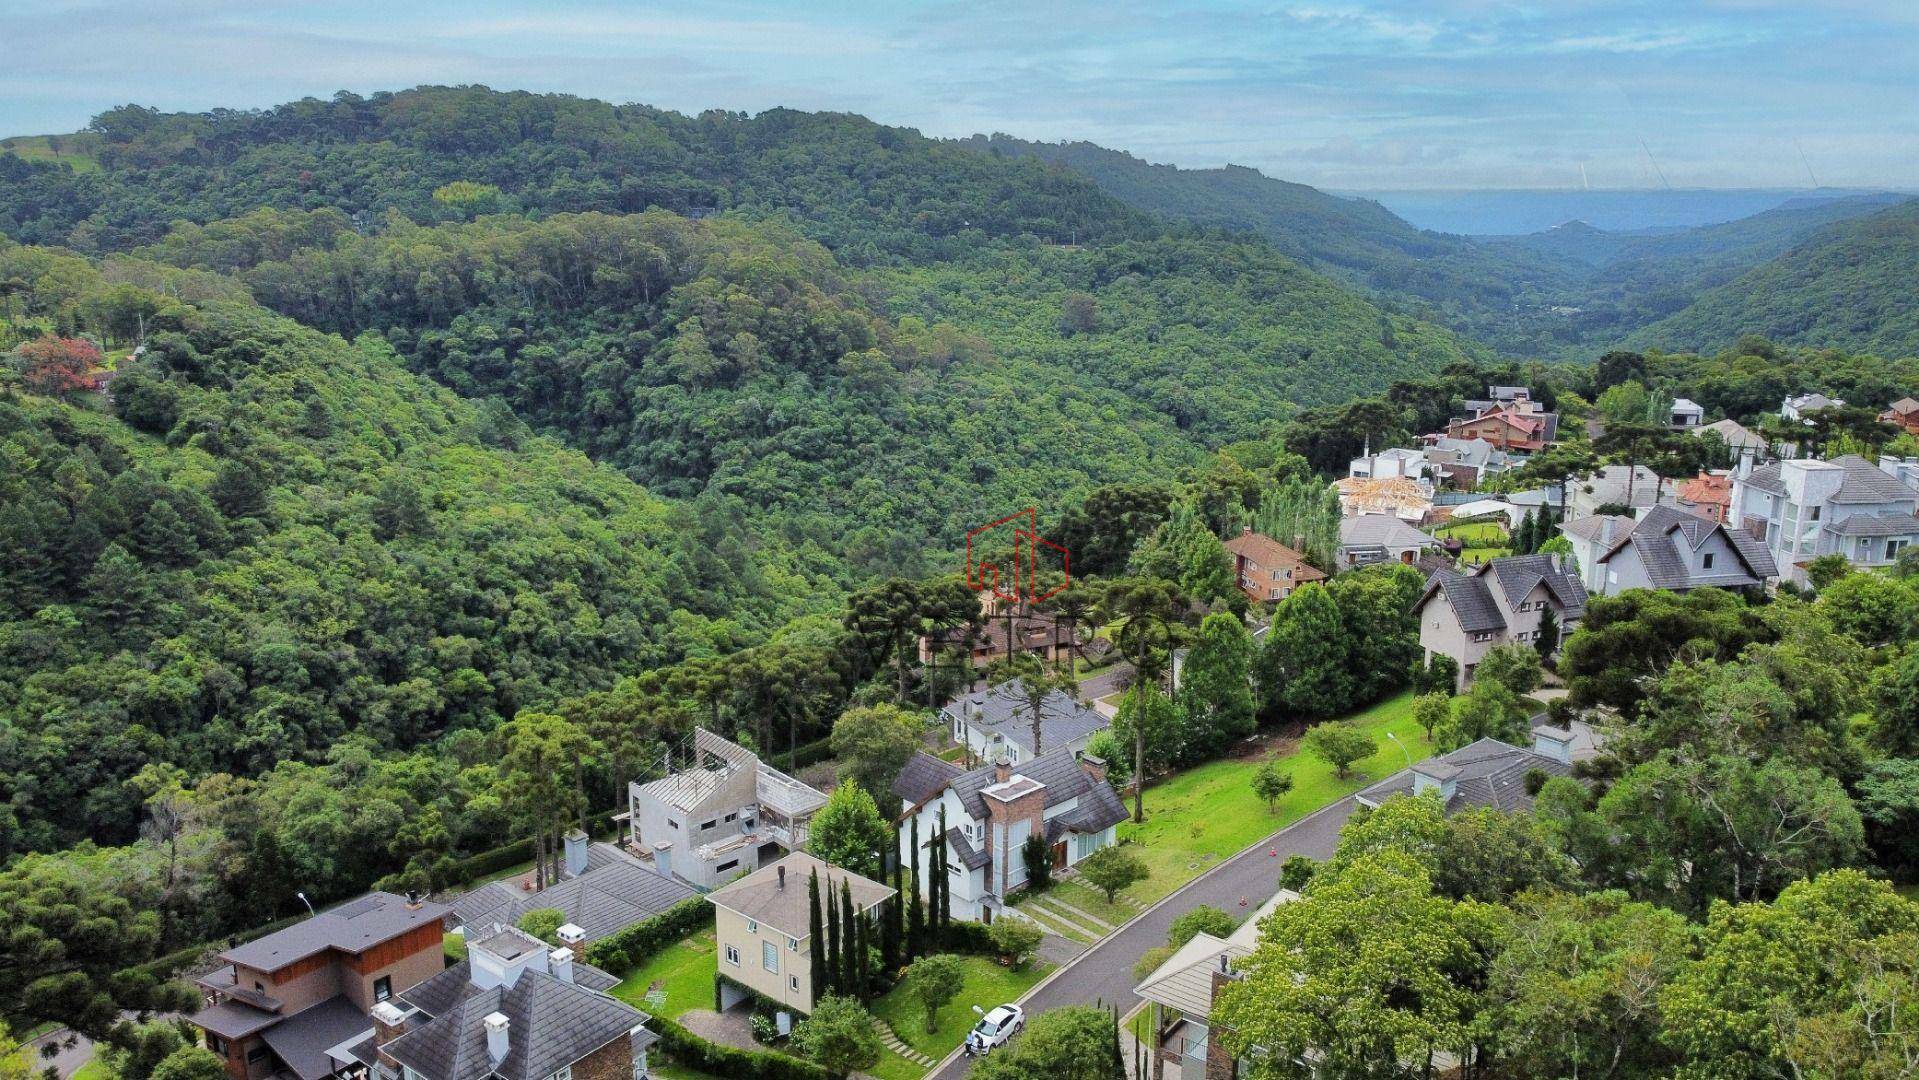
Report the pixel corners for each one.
[1730,455,1919,584]
[943,680,1109,765]
[1782,392,1845,424]
[1559,514,1636,594]
[891,748,1126,923]
[627,729,828,889]
[1348,447,1431,483]
[1669,398,1705,428]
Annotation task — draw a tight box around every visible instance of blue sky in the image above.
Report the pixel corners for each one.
[2,0,1915,190]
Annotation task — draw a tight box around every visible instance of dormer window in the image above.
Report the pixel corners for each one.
[1702,553,1715,569]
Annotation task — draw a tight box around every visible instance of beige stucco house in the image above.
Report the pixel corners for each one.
[706,852,893,1022]
[1414,554,1587,692]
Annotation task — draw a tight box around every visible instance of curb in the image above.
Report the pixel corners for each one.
[921,790,1370,1078]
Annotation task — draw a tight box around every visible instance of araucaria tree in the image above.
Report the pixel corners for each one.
[497,712,595,889]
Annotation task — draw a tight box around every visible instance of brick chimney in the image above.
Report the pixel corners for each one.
[370,1002,408,1049]
[1078,753,1107,785]
[994,755,1011,786]
[1205,960,1243,1080]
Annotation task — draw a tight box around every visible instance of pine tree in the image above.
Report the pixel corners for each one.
[824,884,841,996]
[853,911,871,1001]
[883,854,902,971]
[808,869,826,1008]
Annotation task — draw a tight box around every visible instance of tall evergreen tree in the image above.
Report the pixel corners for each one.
[907,815,925,960]
[808,869,826,1008]
[823,884,841,996]
[839,879,860,1001]
[884,852,902,970]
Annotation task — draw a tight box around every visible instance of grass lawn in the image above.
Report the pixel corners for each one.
[870,956,1052,1062]
[1114,692,1430,906]
[73,1059,111,1080]
[1031,878,1134,929]
[1434,520,1511,567]
[1,134,103,172]
[610,929,719,1020]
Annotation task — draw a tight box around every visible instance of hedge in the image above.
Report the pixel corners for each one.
[582,896,713,972]
[935,919,997,956]
[448,807,622,885]
[652,1016,829,1080]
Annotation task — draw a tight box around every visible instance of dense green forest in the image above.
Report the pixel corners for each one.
[1632,198,1919,358]
[964,135,1912,360]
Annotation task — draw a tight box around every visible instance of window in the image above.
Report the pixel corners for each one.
[747,919,759,933]
[1701,552,1714,570]
[1471,631,1495,642]
[551,1067,572,1080]
[246,1047,269,1065]
[716,859,739,874]
[788,936,799,951]
[790,975,800,991]
[724,812,738,823]
[667,820,680,830]
[762,942,779,973]
[373,975,392,1003]
[1270,569,1281,580]
[1810,505,1821,521]
[724,945,741,966]
[700,819,717,831]
[1891,539,1911,560]
[206,1036,227,1056]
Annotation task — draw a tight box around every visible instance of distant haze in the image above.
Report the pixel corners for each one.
[1350,188,1904,236]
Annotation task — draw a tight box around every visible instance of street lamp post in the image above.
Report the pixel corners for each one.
[1385,732,1413,772]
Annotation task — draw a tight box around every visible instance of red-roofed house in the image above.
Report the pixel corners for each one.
[1448,404,1548,452]
[1674,471,1733,523]
[1223,528,1326,604]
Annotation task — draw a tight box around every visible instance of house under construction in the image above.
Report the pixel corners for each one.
[625,728,829,890]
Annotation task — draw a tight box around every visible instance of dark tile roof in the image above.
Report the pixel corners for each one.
[404,960,620,1020]
[1355,738,1575,815]
[448,852,694,944]
[893,752,963,807]
[1415,569,1505,634]
[1598,505,1776,587]
[1825,511,1919,537]
[191,1000,280,1040]
[387,969,646,1080]
[943,746,1126,835]
[945,827,990,870]
[1486,554,1587,617]
[259,996,371,1080]
[942,682,1110,759]
[224,892,449,972]
[1339,514,1434,551]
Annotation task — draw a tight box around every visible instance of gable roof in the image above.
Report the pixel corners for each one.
[1414,568,1505,634]
[942,681,1110,759]
[258,996,374,1080]
[1824,511,1919,537]
[1354,737,1574,814]
[447,848,696,943]
[1697,417,1765,448]
[705,852,893,941]
[224,892,448,972]
[892,752,963,808]
[1559,513,1633,545]
[1413,554,1587,633]
[1339,514,1433,551]
[1885,397,1919,416]
[1675,473,1732,507]
[1742,455,1918,505]
[1222,529,1324,579]
[939,744,1128,833]
[385,967,643,1080]
[1597,505,1777,587]
[1131,890,1299,1017]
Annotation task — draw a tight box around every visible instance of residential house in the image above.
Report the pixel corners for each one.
[706,853,893,1020]
[447,832,695,948]
[944,680,1109,765]
[364,926,655,1080]
[626,729,828,890]
[1333,475,1434,523]
[1669,398,1705,429]
[1423,436,1515,488]
[1696,417,1767,455]
[1559,514,1636,594]
[1221,528,1327,603]
[1462,385,1533,414]
[892,748,1127,923]
[917,599,1079,669]
[1782,392,1844,424]
[1731,455,1919,584]
[1414,554,1587,692]
[1353,723,1595,815]
[1566,464,1670,520]
[1347,446,1431,483]
[1591,505,1778,595]
[1337,514,1439,570]
[1446,405,1552,453]
[190,892,450,1080]
[1673,471,1733,523]
[1880,455,1919,490]
[1882,398,1919,436]
[1133,889,1298,1080]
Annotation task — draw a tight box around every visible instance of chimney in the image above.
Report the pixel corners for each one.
[484,1013,509,1067]
[556,923,585,949]
[1532,726,1575,766]
[655,840,673,881]
[1412,760,1461,804]
[370,1002,408,1048]
[778,864,787,890]
[1241,525,1253,536]
[548,947,575,985]
[1078,753,1107,785]
[563,829,589,879]
[994,756,1011,786]
[404,890,422,910]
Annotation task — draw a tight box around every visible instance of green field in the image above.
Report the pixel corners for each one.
[1433,519,1512,566]
[0,134,103,172]
[610,928,720,1020]
[870,955,1051,1062]
[1113,692,1430,905]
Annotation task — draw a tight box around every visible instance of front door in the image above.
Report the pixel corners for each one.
[1051,841,1068,871]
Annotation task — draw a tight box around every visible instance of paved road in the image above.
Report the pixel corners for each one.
[927,793,1365,1079]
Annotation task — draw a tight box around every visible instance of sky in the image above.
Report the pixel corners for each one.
[2,0,1916,191]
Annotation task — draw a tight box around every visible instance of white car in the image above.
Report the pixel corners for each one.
[963,1004,1025,1056]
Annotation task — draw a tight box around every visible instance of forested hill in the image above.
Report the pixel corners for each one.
[1629,197,1919,357]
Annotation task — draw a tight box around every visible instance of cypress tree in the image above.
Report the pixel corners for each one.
[839,879,859,1000]
[1108,1004,1125,1079]
[936,809,952,935]
[807,869,825,1007]
[854,911,871,1001]
[884,856,902,970]
[907,815,925,960]
[824,884,841,995]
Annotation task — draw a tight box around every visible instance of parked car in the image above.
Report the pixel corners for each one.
[963,1004,1025,1056]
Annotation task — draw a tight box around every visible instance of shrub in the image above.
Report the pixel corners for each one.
[517,907,566,944]
[653,1018,829,1080]
[987,919,1044,969]
[1020,834,1052,891]
[1078,845,1148,903]
[582,896,712,972]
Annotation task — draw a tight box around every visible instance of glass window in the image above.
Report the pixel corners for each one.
[747,919,758,933]
[374,975,392,1003]
[724,945,740,966]
[1702,553,1714,570]
[762,941,779,972]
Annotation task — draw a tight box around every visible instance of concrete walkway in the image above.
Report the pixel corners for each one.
[925,792,1369,1080]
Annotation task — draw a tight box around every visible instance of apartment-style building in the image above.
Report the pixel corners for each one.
[1221,528,1326,603]
[1731,454,1919,584]
[706,853,894,1021]
[892,748,1127,923]
[191,892,450,1080]
[1414,554,1587,692]
[627,728,828,890]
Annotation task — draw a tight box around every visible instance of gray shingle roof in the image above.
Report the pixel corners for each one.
[705,852,893,941]
[224,892,449,972]
[404,960,620,1020]
[447,848,695,943]
[1743,455,1919,504]
[191,1001,280,1040]
[1416,555,1585,633]
[1339,514,1434,551]
[945,745,1126,831]
[1416,569,1505,633]
[1487,554,1588,618]
[259,996,371,1080]
[1825,511,1919,537]
[893,752,963,808]
[945,827,990,870]
[942,682,1110,759]
[1560,514,1632,544]
[1355,738,1575,814]
[386,968,646,1080]
[1598,505,1776,588]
